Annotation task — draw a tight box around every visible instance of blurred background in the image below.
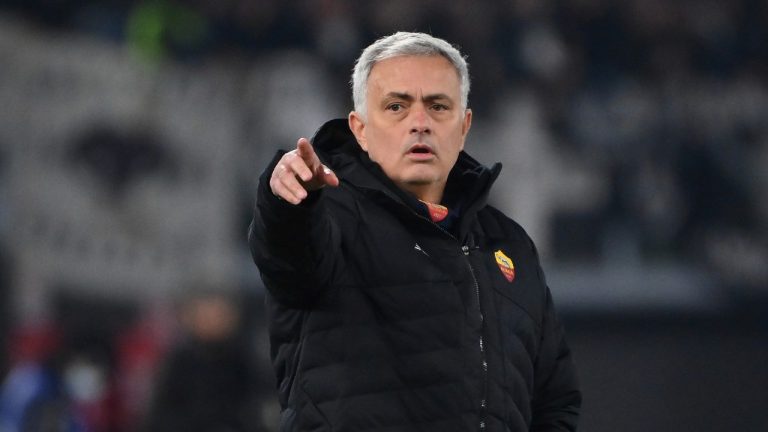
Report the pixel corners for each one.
[0,0,766,431]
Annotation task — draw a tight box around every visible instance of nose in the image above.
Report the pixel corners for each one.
[409,104,432,135]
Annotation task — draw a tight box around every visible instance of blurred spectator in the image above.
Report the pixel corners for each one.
[112,305,171,432]
[0,322,103,432]
[0,355,88,432]
[142,288,269,432]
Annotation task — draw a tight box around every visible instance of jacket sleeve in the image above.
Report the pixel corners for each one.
[530,245,582,431]
[247,151,344,307]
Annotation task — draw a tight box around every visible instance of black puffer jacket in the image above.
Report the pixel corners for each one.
[249,119,580,432]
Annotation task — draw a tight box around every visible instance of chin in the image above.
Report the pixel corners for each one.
[402,168,441,183]
[401,173,437,184]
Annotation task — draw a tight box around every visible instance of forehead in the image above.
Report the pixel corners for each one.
[367,55,461,96]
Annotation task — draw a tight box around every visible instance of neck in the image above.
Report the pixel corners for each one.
[400,182,444,204]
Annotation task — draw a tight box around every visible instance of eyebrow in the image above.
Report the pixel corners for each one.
[384,92,454,103]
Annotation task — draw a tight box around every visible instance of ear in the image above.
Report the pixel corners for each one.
[348,111,368,151]
[460,109,472,150]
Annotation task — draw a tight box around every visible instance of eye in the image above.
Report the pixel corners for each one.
[431,103,449,111]
[387,103,404,112]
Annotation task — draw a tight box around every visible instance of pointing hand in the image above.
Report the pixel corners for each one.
[269,138,339,204]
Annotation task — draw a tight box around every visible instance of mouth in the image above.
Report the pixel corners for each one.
[407,144,435,156]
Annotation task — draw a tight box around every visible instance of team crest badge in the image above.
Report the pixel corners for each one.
[494,250,515,282]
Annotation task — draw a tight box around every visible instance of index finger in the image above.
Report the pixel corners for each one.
[296,138,317,164]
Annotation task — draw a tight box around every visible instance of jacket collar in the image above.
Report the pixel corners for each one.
[310,119,502,236]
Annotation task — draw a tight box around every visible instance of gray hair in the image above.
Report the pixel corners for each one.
[351,32,470,118]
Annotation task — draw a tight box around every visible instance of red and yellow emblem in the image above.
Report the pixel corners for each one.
[494,250,515,282]
[420,200,449,223]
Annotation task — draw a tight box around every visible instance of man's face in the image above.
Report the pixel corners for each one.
[349,55,472,202]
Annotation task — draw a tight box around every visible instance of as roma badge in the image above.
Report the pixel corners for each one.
[494,250,515,282]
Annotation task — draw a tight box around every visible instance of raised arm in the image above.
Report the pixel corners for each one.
[248,138,340,306]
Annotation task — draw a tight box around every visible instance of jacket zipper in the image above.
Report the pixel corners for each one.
[412,210,489,431]
[463,244,488,431]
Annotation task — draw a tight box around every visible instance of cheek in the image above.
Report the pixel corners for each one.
[368,131,398,161]
[374,145,399,170]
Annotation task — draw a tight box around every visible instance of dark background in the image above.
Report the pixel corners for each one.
[0,1,766,431]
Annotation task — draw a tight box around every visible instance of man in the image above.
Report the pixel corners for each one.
[249,32,580,431]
